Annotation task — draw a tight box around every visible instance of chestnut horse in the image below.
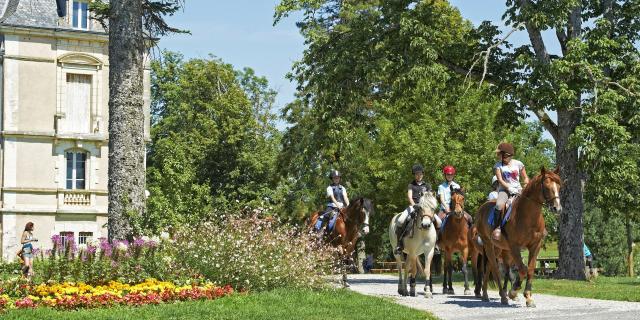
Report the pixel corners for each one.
[309,197,373,287]
[468,224,519,299]
[389,192,439,298]
[476,167,562,306]
[437,190,471,295]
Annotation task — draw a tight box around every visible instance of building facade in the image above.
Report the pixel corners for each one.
[0,0,150,260]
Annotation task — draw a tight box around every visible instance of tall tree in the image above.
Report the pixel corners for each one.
[274,0,555,257]
[146,52,281,232]
[471,0,640,279]
[91,0,186,240]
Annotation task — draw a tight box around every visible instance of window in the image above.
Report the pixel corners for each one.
[72,1,89,30]
[65,74,92,133]
[66,151,87,189]
[79,232,93,245]
[60,231,75,248]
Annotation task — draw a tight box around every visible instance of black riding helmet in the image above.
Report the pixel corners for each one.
[412,164,424,174]
[329,170,341,179]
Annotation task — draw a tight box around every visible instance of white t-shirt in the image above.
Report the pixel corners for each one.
[437,181,461,211]
[487,191,498,201]
[326,185,347,208]
[494,159,525,191]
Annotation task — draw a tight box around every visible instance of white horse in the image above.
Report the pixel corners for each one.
[389,192,438,298]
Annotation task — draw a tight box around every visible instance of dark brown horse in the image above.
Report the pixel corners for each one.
[309,197,374,287]
[476,167,562,306]
[437,190,471,295]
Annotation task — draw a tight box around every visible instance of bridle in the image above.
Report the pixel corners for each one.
[522,172,560,208]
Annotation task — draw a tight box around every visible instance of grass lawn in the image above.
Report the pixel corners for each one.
[2,288,437,320]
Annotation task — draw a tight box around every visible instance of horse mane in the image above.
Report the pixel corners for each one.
[521,168,562,197]
[416,192,438,213]
[343,197,374,223]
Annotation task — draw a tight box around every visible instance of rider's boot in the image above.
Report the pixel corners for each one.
[395,221,406,254]
[492,208,505,241]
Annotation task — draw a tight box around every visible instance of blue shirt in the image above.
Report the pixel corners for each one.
[437,181,460,211]
[583,244,592,257]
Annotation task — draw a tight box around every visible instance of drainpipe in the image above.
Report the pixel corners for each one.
[0,33,4,259]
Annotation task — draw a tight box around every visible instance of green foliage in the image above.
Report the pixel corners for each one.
[584,205,640,276]
[2,288,437,320]
[146,52,282,233]
[171,218,337,291]
[274,0,554,259]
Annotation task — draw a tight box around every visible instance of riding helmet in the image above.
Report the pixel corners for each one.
[495,142,515,155]
[443,165,456,175]
[329,170,341,178]
[411,164,424,174]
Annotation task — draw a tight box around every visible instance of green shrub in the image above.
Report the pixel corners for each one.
[172,217,337,291]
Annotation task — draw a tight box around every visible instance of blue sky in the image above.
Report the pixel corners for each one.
[160,1,560,125]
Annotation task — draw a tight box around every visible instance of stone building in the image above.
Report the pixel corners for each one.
[0,0,150,260]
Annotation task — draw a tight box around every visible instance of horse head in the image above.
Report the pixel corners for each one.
[346,197,374,235]
[451,189,466,218]
[539,167,562,214]
[415,192,438,229]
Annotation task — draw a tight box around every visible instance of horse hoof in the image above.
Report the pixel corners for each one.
[398,289,408,296]
[482,296,490,302]
[448,288,455,294]
[464,289,471,295]
[442,288,448,294]
[425,291,433,299]
[508,290,518,300]
[475,292,482,298]
[526,299,536,308]
[343,282,350,288]
[501,296,509,305]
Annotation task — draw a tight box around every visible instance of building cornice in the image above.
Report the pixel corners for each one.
[2,187,108,195]
[1,130,108,143]
[0,24,108,42]
[0,208,108,215]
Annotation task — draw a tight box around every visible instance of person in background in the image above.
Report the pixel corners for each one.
[20,222,38,279]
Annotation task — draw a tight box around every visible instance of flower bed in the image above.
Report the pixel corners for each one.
[0,279,233,310]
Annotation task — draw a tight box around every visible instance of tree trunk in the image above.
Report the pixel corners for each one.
[107,0,146,241]
[555,107,586,280]
[626,216,635,277]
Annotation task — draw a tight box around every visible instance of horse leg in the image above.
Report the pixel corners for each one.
[395,252,407,296]
[481,253,490,302]
[483,242,508,305]
[424,247,435,298]
[462,248,471,295]
[442,251,450,294]
[472,252,482,298]
[447,256,455,294]
[524,244,542,307]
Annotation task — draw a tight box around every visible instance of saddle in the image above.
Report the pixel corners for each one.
[315,209,340,233]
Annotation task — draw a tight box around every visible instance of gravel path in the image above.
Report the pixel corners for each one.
[345,274,640,320]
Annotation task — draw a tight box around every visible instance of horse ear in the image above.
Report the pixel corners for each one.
[540,166,546,174]
[554,167,560,174]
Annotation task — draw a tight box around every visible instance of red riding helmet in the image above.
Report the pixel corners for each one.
[443,165,456,175]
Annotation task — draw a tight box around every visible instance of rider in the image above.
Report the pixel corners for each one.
[492,142,529,241]
[395,164,434,254]
[316,170,349,231]
[437,165,473,230]
[487,175,499,201]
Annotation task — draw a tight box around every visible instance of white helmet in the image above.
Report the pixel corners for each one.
[491,175,498,185]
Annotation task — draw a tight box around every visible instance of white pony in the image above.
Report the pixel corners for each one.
[389,192,438,298]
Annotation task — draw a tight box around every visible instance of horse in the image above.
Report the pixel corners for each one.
[437,190,472,295]
[475,167,562,306]
[389,192,439,298]
[468,224,519,299]
[309,197,374,287]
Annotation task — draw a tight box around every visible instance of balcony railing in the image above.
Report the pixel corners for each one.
[63,191,91,206]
